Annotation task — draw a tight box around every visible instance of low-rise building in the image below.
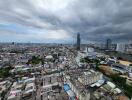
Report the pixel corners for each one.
[66,78,90,100]
[78,70,103,85]
[111,63,127,74]
[64,73,90,100]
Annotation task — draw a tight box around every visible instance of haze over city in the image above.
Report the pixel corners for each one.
[0,0,132,43]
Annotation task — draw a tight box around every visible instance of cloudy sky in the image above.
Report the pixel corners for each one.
[0,0,132,43]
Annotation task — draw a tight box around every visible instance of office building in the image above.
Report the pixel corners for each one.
[77,33,81,50]
[106,39,112,50]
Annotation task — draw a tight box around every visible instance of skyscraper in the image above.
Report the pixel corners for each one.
[77,33,81,50]
[106,38,112,50]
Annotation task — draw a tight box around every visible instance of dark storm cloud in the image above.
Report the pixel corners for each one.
[0,0,132,43]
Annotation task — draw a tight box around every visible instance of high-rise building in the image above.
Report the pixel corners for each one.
[106,39,112,50]
[116,43,126,53]
[77,33,81,50]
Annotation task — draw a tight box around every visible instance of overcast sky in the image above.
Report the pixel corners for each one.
[0,0,132,43]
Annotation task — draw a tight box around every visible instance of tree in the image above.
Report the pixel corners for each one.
[0,67,11,78]
[27,56,44,65]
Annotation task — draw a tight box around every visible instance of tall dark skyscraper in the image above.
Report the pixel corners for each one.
[77,33,81,50]
[106,38,112,50]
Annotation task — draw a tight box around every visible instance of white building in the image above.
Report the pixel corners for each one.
[85,47,94,53]
[116,43,126,53]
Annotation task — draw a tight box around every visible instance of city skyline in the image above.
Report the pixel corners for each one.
[0,0,132,43]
